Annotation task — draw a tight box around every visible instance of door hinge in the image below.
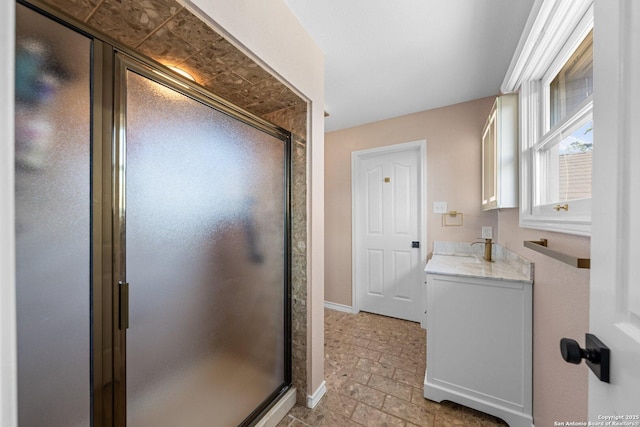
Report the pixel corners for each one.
[119,281,129,330]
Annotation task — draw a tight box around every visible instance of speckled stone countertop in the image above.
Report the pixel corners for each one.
[425,241,534,283]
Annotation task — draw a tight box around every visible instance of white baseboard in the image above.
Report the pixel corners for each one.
[255,388,296,427]
[306,381,326,409]
[324,301,354,313]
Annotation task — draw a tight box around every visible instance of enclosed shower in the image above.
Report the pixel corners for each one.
[15,2,292,426]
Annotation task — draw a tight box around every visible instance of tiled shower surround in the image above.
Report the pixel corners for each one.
[39,0,306,121]
[34,0,310,404]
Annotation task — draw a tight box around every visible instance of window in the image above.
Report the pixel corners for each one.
[549,31,593,128]
[502,0,594,236]
[535,30,593,213]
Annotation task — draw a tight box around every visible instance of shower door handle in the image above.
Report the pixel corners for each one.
[119,281,129,330]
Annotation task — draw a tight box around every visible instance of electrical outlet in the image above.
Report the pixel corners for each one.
[482,226,493,239]
[433,202,448,214]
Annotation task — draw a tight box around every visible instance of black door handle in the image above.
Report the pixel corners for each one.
[560,333,610,383]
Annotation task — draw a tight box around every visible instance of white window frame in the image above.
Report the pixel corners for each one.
[501,0,594,236]
[532,97,592,214]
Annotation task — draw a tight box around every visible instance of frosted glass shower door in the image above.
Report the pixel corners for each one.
[121,67,290,426]
[15,4,92,426]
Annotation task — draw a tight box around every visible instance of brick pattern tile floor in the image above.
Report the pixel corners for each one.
[278,309,509,427]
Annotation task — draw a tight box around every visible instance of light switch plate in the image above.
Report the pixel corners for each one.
[482,226,493,239]
[433,202,448,214]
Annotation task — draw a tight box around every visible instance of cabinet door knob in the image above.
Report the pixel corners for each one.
[560,334,610,382]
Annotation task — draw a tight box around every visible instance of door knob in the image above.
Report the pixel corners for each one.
[560,338,596,364]
[560,333,610,383]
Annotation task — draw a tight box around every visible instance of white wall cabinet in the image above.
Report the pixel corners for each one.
[482,94,519,211]
[424,272,533,426]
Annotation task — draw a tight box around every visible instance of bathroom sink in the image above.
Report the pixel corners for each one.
[433,254,484,265]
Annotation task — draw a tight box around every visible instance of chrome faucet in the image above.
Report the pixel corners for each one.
[472,238,493,262]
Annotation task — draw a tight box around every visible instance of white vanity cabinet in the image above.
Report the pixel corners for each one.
[482,94,518,211]
[424,253,533,427]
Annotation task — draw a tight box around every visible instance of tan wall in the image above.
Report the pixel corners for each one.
[324,96,498,305]
[497,209,590,425]
[324,96,590,424]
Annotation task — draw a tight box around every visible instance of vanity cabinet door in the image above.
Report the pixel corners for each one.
[424,273,533,427]
[482,105,498,210]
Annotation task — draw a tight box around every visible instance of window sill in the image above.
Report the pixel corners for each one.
[519,213,590,237]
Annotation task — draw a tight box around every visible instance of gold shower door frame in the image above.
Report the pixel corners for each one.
[104,52,292,427]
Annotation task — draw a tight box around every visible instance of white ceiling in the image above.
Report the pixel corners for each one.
[283,0,534,132]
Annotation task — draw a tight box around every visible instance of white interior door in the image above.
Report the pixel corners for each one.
[589,0,640,417]
[353,141,425,322]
